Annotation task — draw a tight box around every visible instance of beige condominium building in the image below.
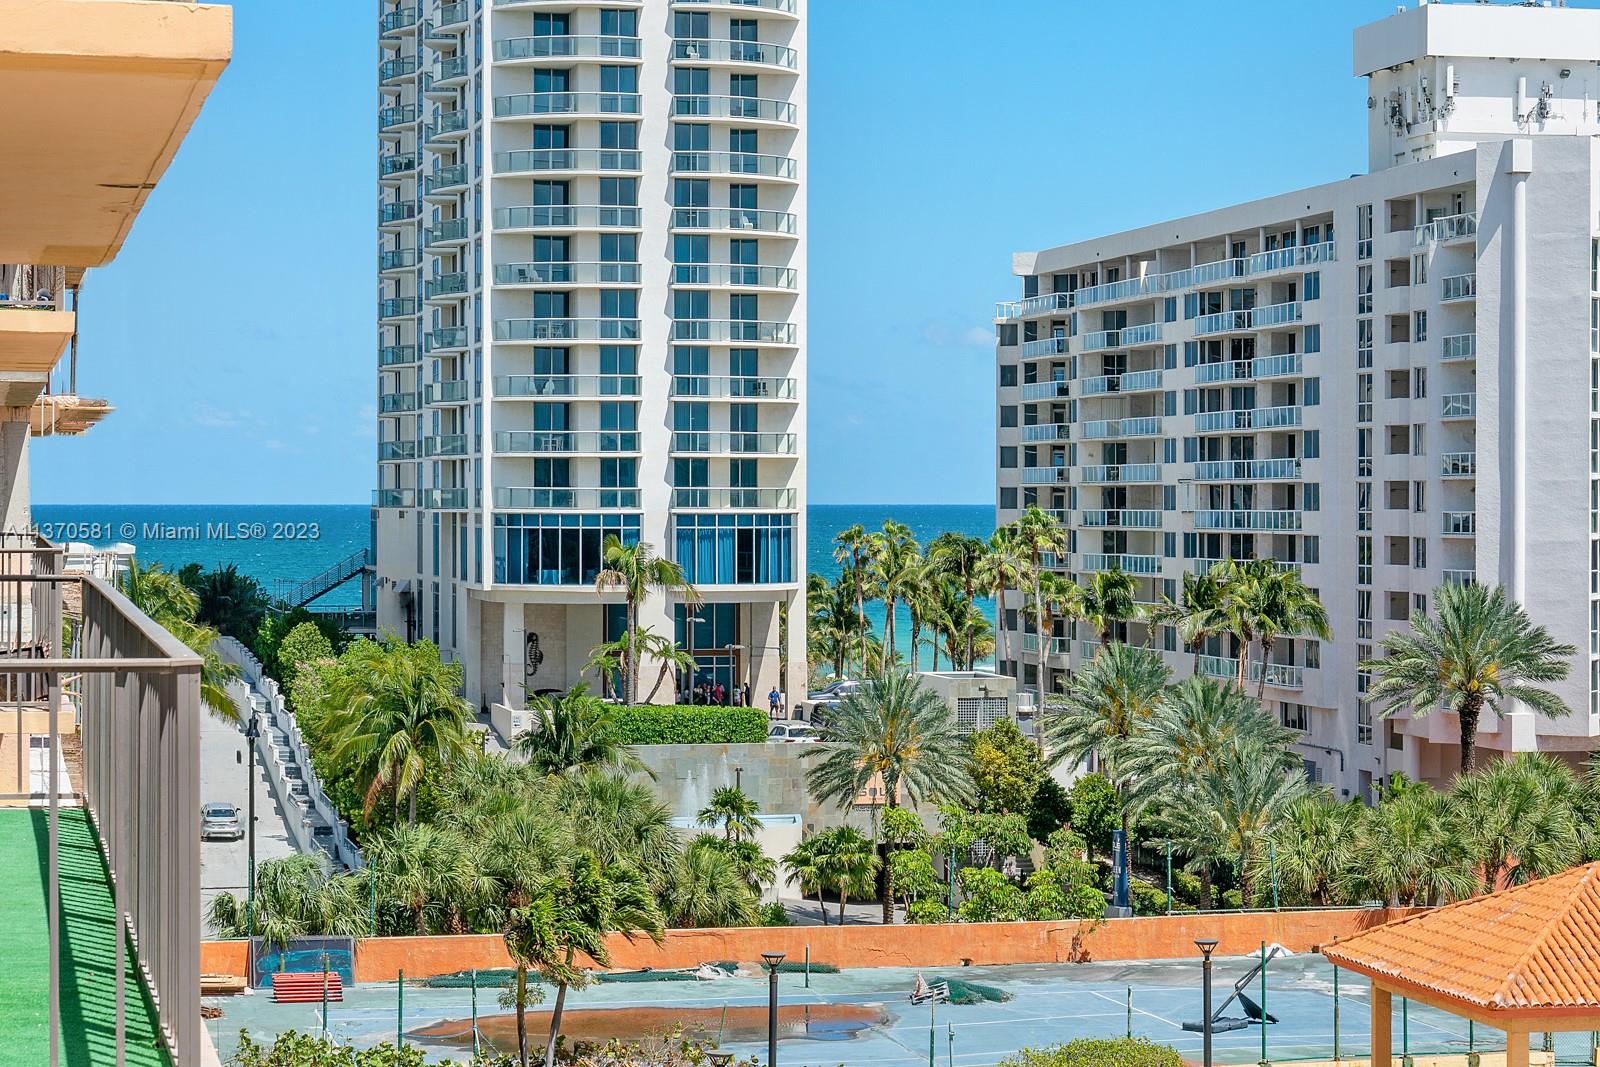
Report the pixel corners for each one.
[995,0,1600,797]
[373,0,807,717]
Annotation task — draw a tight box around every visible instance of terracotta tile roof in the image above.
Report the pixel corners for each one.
[1323,863,1600,1012]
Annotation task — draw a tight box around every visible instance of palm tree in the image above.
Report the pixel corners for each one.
[638,630,697,704]
[1216,559,1278,690]
[869,521,921,671]
[368,822,474,934]
[1014,507,1069,706]
[188,562,271,641]
[593,536,701,706]
[205,854,367,948]
[514,684,646,778]
[929,532,989,669]
[322,638,475,823]
[1342,778,1475,906]
[671,837,760,927]
[977,526,1027,679]
[1079,568,1138,651]
[555,772,681,898]
[1129,675,1296,786]
[499,904,550,1067]
[1452,753,1583,891]
[581,640,625,701]
[1147,568,1227,672]
[1252,568,1331,702]
[121,559,241,721]
[782,834,831,923]
[697,784,761,843]
[1361,582,1576,772]
[833,525,873,671]
[901,557,940,671]
[1047,642,1170,844]
[1032,571,1082,704]
[807,573,865,678]
[1254,795,1363,906]
[814,825,880,925]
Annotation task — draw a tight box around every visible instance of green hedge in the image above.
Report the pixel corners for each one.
[613,703,769,745]
[1003,1038,1184,1067]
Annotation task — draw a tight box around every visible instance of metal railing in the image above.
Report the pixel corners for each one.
[1080,416,1162,439]
[1192,458,1302,481]
[494,374,641,398]
[670,38,798,68]
[1195,509,1303,531]
[493,92,641,117]
[1414,211,1477,245]
[1441,334,1476,360]
[1443,511,1477,536]
[1441,451,1476,477]
[1078,463,1161,484]
[1079,509,1160,529]
[671,487,796,509]
[494,35,642,61]
[670,207,796,234]
[493,487,640,509]
[1441,273,1477,300]
[1441,393,1477,418]
[1078,553,1161,575]
[1021,423,1071,442]
[1196,653,1305,689]
[1020,380,1070,401]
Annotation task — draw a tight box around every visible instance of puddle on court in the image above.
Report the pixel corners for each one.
[414,1002,887,1050]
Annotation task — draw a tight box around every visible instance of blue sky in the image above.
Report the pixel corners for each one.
[33,0,1389,505]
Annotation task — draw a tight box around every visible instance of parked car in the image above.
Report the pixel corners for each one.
[767,722,820,743]
[200,802,244,841]
[806,679,860,702]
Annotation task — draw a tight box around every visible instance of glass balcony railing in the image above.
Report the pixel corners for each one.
[1078,509,1160,529]
[424,380,470,404]
[424,164,469,193]
[1063,243,1335,312]
[494,206,640,231]
[425,218,471,245]
[375,488,417,508]
[1250,301,1302,328]
[379,202,416,224]
[1079,553,1160,575]
[1441,451,1476,477]
[495,262,642,285]
[1021,337,1068,358]
[1078,463,1160,484]
[379,391,418,413]
[1252,353,1303,379]
[1195,510,1303,532]
[1079,417,1161,439]
[670,375,797,399]
[494,431,641,454]
[380,153,417,176]
[378,297,416,318]
[671,38,798,68]
[379,248,418,271]
[425,326,470,351]
[378,440,417,461]
[1415,212,1477,245]
[494,93,642,118]
[1189,557,1303,576]
[1196,654,1304,690]
[675,0,797,12]
[1020,634,1072,657]
[1441,334,1476,360]
[437,55,470,82]
[425,273,469,299]
[1441,273,1477,301]
[495,36,642,61]
[1246,242,1335,276]
[1017,292,1074,317]
[495,374,641,397]
[496,150,642,174]
[1194,405,1302,432]
[1192,458,1302,481]
[1195,309,1254,335]
[1442,568,1477,586]
[1080,369,1162,395]
[670,432,798,455]
[1020,423,1070,442]
[671,264,796,289]
[672,487,797,509]
[436,1,469,28]
[420,487,473,509]
[425,109,469,140]
[494,487,642,510]
[1443,511,1477,536]
[1021,466,1069,485]
[379,344,418,366]
[671,152,797,179]
[379,7,419,34]
[1441,393,1476,419]
[672,95,797,124]
[671,207,796,234]
[423,434,469,457]
[672,319,796,344]
[495,318,642,341]
[1194,360,1255,384]
[1020,380,1070,401]
[379,57,418,82]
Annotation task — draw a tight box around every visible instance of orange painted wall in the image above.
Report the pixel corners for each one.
[202,939,248,975]
[250,908,1424,984]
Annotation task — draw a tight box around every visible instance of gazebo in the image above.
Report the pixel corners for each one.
[1323,862,1600,1066]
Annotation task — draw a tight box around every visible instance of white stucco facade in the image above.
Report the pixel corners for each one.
[373,0,806,715]
[994,1,1600,796]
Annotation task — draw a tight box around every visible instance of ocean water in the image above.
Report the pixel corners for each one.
[31,503,999,629]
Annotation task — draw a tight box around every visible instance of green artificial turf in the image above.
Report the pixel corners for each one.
[0,808,171,1067]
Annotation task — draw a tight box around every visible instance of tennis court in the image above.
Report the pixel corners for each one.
[208,952,1598,1066]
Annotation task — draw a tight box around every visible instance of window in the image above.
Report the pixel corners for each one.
[673,513,795,584]
[1414,310,1428,342]
[1413,481,1425,512]
[600,121,637,150]
[1000,446,1017,469]
[1000,487,1017,510]
[999,364,1017,387]
[673,123,709,151]
[601,8,638,36]
[1000,406,1017,428]
[1279,703,1308,731]
[1413,537,1427,569]
[600,177,637,206]
[494,513,642,585]
[600,65,637,94]
[532,124,569,149]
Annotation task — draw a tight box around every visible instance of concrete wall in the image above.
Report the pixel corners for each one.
[631,742,867,837]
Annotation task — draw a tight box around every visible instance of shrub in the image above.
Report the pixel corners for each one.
[1130,882,1170,917]
[1002,1037,1184,1067]
[1027,777,1074,842]
[1171,869,1206,906]
[611,703,768,745]
[907,899,949,924]
[755,901,791,927]
[1061,884,1106,920]
[957,866,1027,923]
[1221,888,1244,910]
[1069,774,1120,859]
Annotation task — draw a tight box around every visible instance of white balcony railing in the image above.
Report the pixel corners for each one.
[1441,334,1476,361]
[1443,511,1477,536]
[1441,451,1476,477]
[1441,393,1476,419]
[1414,212,1477,245]
[1079,553,1161,575]
[1194,510,1303,532]
[1192,458,1302,481]
[1080,417,1162,439]
[1441,273,1477,301]
[1078,463,1161,484]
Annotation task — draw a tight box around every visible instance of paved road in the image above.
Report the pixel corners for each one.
[198,701,297,933]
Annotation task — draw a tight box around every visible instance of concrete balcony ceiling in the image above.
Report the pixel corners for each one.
[0,0,231,267]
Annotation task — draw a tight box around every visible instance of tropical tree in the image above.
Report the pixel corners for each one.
[1215,559,1278,690]
[978,526,1028,678]
[368,822,475,934]
[205,854,367,951]
[121,559,241,721]
[556,772,681,899]
[781,834,832,923]
[697,784,761,843]
[833,525,874,671]
[593,536,701,706]
[1079,568,1139,651]
[1452,753,1584,891]
[671,837,761,927]
[813,825,880,925]
[1251,568,1331,701]
[1047,642,1170,842]
[499,904,550,1067]
[869,520,921,671]
[185,562,271,641]
[1342,777,1475,906]
[808,573,867,678]
[1127,675,1295,785]
[1361,582,1575,772]
[1254,795,1364,906]
[1014,507,1069,705]
[929,531,989,669]
[1032,570,1082,703]
[1146,568,1227,672]
[322,638,475,823]
[515,684,646,778]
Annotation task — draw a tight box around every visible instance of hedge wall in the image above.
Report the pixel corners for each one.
[613,703,769,745]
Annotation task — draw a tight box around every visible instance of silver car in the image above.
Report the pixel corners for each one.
[200,802,244,841]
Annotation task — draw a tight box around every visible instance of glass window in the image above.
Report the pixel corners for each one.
[674,346,709,376]
[600,121,637,150]
[672,514,795,585]
[600,289,637,318]
[532,124,569,149]
[729,293,758,320]
[674,179,710,208]
[533,12,568,35]
[729,128,757,153]
[674,235,709,263]
[673,12,708,38]
[673,402,709,431]
[494,513,642,586]
[600,177,637,206]
[728,184,757,209]
[729,73,757,99]
[533,69,570,93]
[674,123,710,151]
[601,9,637,36]
[600,345,636,375]
[532,180,568,206]
[600,233,637,262]
[674,458,708,487]
[599,401,636,431]
[599,65,637,93]
[675,68,709,95]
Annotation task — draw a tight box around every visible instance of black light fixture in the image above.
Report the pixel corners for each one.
[244,713,261,940]
[762,951,786,1067]
[707,1052,735,1067]
[1195,938,1219,1067]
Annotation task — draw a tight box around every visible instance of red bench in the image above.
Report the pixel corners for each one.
[270,971,344,1003]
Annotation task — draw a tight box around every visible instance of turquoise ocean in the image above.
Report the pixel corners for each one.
[33,503,998,647]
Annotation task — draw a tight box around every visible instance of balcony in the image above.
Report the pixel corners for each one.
[380,152,418,178]
[495,430,641,454]
[1021,337,1068,358]
[1441,451,1476,477]
[1194,405,1302,432]
[1194,354,1305,384]
[1079,463,1161,484]
[379,248,419,271]
[1195,510,1303,532]
[1080,369,1162,395]
[495,318,641,341]
[1196,654,1304,690]
[424,380,470,405]
[1441,393,1476,419]
[378,297,416,319]
[671,38,798,69]
[425,218,471,246]
[1247,242,1335,276]
[379,344,418,366]
[375,488,416,507]
[424,163,469,194]
[423,433,468,457]
[672,319,796,344]
[378,202,416,226]
[670,431,798,455]
[436,55,471,85]
[0,266,73,375]
[496,149,642,175]
[1441,273,1477,301]
[672,487,797,509]
[671,207,797,235]
[1079,417,1162,439]
[379,439,417,461]
[436,1,470,29]
[1415,212,1477,245]
[495,262,642,286]
[1082,325,1161,351]
[672,0,798,13]
[1079,509,1160,529]
[673,95,797,125]
[1192,458,1302,481]
[672,263,796,289]
[1250,301,1303,328]
[1442,568,1477,586]
[424,273,469,300]
[1441,334,1476,361]
[1189,557,1303,576]
[1021,422,1070,442]
[1443,512,1477,536]
[670,375,797,399]
[1195,310,1253,335]
[420,487,472,509]
[494,93,643,118]
[1020,634,1072,657]
[670,151,797,180]
[1017,292,1074,318]
[379,390,418,414]
[494,36,642,62]
[494,487,641,509]
[1020,380,1070,402]
[497,205,641,231]
[379,57,418,83]
[425,326,470,351]
[424,109,469,142]
[1253,353,1304,379]
[1021,466,1070,485]
[380,6,419,35]
[1079,553,1161,575]
[495,374,641,397]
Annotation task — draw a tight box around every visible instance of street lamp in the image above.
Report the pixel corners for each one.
[762,951,786,1067]
[244,713,260,941]
[1195,938,1219,1067]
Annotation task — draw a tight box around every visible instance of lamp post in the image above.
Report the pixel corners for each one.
[244,713,260,940]
[762,951,786,1067]
[1195,938,1219,1067]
